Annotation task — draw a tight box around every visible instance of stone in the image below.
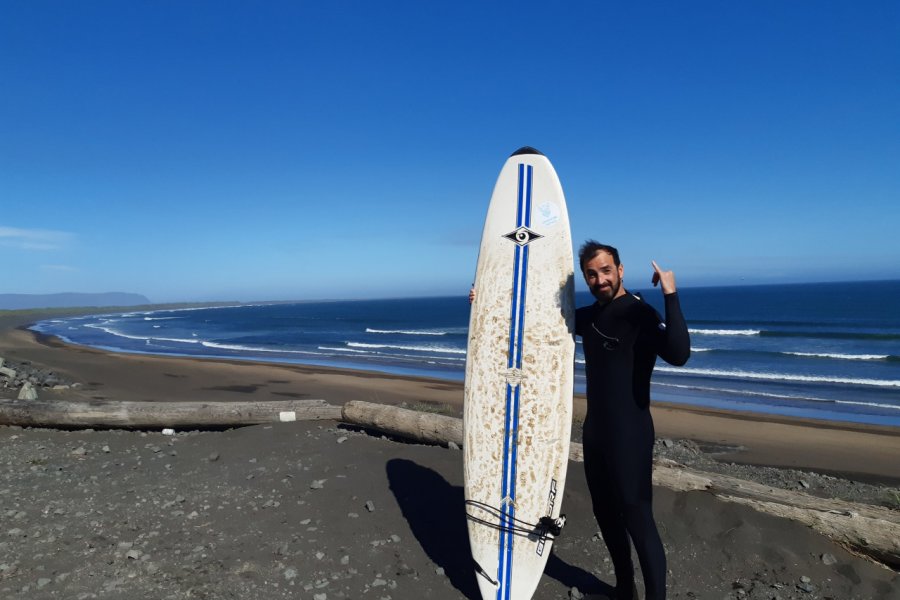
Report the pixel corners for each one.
[18,382,38,400]
[821,553,837,565]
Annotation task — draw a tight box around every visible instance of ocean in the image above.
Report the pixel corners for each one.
[31,280,900,427]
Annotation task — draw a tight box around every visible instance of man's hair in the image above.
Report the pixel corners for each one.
[578,240,620,272]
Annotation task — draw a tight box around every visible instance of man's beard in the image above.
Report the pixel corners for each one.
[591,278,621,303]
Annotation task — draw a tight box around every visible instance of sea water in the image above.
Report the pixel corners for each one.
[31,280,900,427]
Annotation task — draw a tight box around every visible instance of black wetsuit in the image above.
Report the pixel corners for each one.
[575,291,690,600]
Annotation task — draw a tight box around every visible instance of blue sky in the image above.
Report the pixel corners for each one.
[2,1,898,302]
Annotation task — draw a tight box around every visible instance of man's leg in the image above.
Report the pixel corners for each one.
[583,439,634,596]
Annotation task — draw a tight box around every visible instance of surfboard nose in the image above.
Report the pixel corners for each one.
[510,146,544,157]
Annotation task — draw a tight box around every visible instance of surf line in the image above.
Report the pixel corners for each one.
[496,162,536,600]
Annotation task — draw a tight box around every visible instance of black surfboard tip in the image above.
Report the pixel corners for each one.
[510,146,544,157]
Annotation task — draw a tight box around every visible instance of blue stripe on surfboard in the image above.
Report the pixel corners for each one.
[496,162,534,600]
[524,165,533,228]
[497,381,514,600]
[517,164,525,228]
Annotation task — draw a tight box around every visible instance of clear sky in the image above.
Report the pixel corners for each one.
[2,1,898,302]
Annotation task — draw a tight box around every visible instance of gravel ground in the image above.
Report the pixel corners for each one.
[651,437,900,511]
[0,421,897,600]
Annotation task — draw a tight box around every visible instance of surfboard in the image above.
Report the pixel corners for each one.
[464,147,575,600]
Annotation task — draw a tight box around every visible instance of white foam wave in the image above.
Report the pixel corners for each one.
[85,323,200,344]
[319,346,466,362]
[144,316,181,321]
[347,342,466,355]
[784,351,889,361]
[200,341,320,355]
[689,328,760,336]
[835,399,900,411]
[654,382,900,411]
[653,382,831,403]
[691,347,712,352]
[366,328,447,336]
[655,366,900,388]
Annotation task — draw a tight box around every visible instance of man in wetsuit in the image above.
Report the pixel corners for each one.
[576,241,690,600]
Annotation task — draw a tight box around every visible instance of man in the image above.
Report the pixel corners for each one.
[576,241,690,600]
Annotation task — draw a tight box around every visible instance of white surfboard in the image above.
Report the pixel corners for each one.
[464,147,575,600]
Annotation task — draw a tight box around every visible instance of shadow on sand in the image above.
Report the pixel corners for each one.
[386,458,612,599]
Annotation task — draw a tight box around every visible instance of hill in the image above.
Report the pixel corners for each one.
[0,292,151,310]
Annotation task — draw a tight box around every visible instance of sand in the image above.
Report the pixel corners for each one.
[0,309,898,599]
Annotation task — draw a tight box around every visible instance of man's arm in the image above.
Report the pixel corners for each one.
[651,261,690,366]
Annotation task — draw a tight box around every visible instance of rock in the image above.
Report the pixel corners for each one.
[569,586,584,599]
[448,441,460,450]
[18,382,38,400]
[0,366,16,379]
[821,552,837,565]
[365,500,375,512]
[310,479,326,489]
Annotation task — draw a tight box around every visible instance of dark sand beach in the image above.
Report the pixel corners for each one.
[0,310,898,599]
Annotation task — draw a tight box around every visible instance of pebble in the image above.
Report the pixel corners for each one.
[821,553,837,565]
[365,500,375,512]
[310,479,326,489]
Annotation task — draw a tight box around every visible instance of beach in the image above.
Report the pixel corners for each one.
[0,310,898,599]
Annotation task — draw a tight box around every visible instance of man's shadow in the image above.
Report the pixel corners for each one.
[386,458,611,598]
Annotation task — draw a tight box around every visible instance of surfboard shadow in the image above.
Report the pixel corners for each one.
[386,458,480,599]
[387,458,612,598]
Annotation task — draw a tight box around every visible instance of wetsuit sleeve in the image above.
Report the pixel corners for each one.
[575,306,588,338]
[655,292,690,366]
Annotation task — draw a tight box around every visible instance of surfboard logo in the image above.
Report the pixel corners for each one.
[538,201,560,227]
[503,226,543,247]
[502,368,526,386]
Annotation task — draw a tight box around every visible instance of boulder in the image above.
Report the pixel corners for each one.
[18,382,38,401]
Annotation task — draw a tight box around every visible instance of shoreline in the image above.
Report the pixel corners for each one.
[1,311,899,597]
[2,310,899,484]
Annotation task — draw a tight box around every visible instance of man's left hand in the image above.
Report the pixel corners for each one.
[651,260,677,295]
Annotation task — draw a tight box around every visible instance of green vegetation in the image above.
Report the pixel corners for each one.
[400,400,456,416]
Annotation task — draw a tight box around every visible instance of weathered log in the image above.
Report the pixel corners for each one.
[339,402,900,569]
[342,400,463,447]
[0,398,342,428]
[649,458,900,569]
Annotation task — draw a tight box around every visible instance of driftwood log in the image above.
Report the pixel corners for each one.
[340,401,900,570]
[342,400,463,446]
[0,398,342,428]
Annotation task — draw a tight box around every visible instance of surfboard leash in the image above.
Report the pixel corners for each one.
[465,499,567,539]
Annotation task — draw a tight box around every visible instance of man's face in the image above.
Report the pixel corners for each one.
[583,251,624,303]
